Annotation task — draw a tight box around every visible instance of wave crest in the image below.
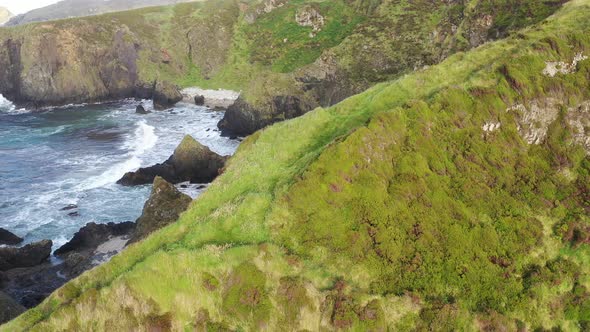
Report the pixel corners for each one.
[78,120,158,190]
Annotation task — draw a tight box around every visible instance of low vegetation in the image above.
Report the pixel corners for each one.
[3,0,590,330]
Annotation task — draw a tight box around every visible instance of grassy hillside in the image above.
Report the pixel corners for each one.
[4,0,590,330]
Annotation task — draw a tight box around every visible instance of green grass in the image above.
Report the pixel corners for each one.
[3,0,590,330]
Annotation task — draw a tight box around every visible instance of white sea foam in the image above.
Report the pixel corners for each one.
[78,120,158,190]
[0,94,15,111]
[0,94,31,114]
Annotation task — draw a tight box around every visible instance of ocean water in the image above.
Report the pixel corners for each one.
[0,95,240,250]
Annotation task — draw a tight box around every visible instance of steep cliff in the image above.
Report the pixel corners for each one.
[4,0,590,330]
[0,0,567,133]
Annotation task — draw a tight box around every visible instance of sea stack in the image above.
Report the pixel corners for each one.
[117,135,227,186]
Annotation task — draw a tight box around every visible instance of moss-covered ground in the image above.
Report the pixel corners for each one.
[3,0,590,330]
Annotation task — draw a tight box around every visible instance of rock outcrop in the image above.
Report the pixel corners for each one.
[54,222,135,257]
[129,177,192,243]
[218,95,312,136]
[118,135,227,186]
[0,221,135,309]
[0,291,24,324]
[0,240,52,271]
[295,5,325,37]
[152,81,182,110]
[0,228,23,246]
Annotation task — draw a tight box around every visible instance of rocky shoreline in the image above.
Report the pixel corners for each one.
[0,131,226,323]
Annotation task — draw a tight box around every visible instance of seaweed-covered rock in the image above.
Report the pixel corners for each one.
[152,81,182,110]
[0,291,24,324]
[0,228,23,246]
[0,240,52,271]
[117,135,227,186]
[129,176,192,243]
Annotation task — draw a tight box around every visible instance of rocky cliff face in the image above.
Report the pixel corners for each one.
[0,22,149,106]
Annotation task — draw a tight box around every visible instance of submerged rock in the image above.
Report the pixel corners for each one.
[152,81,182,110]
[136,104,149,114]
[59,204,78,211]
[0,240,52,271]
[0,291,24,324]
[0,228,23,246]
[117,135,227,186]
[129,176,192,243]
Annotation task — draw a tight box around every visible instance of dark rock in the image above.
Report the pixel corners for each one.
[1,222,135,308]
[0,240,52,271]
[0,228,23,246]
[152,81,182,110]
[59,204,78,211]
[0,291,25,324]
[129,177,192,243]
[218,95,312,137]
[54,222,136,257]
[194,95,205,106]
[136,104,149,114]
[67,211,80,217]
[117,135,227,186]
[1,261,67,308]
[197,185,207,190]
[180,184,188,189]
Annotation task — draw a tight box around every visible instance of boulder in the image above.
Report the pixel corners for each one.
[117,135,227,186]
[194,95,205,106]
[0,228,23,246]
[0,291,25,324]
[0,240,52,271]
[136,104,149,114]
[54,222,136,257]
[129,177,192,243]
[152,81,182,110]
[218,95,312,137]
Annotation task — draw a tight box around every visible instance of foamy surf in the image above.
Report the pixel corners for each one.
[78,120,158,190]
[0,93,15,112]
[1,99,239,247]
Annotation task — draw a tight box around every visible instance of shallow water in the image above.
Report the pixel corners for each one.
[0,96,240,250]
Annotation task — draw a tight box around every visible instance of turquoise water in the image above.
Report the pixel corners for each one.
[0,95,239,250]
